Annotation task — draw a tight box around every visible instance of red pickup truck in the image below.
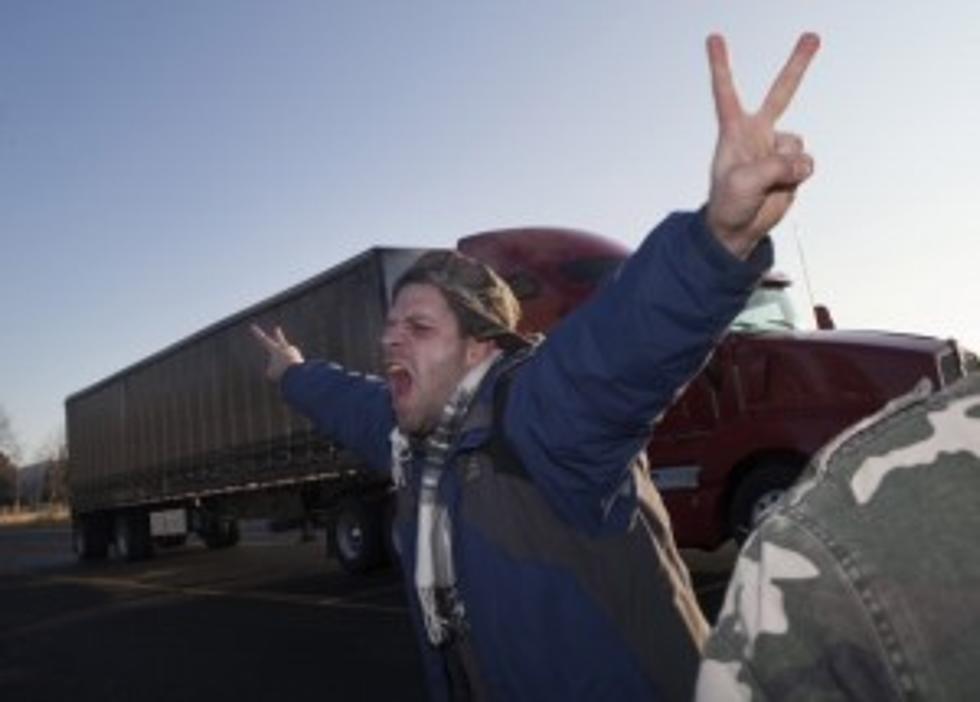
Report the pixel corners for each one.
[463,226,970,549]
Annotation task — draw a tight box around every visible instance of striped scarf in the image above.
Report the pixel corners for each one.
[396,353,499,647]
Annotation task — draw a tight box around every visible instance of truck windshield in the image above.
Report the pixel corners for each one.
[730,285,797,332]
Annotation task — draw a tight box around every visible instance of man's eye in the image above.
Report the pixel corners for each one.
[409,322,432,335]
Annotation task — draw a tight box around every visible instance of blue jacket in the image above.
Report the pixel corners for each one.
[282,210,772,700]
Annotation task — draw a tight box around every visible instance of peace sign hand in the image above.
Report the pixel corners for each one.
[705,33,820,259]
[251,323,304,382]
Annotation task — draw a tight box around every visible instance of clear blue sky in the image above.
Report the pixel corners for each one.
[1,2,978,461]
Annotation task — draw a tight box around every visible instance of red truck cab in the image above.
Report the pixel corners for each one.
[460,227,970,548]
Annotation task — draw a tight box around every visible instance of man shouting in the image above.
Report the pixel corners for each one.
[254,32,820,702]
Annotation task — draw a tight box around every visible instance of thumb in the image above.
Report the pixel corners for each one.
[737,153,813,195]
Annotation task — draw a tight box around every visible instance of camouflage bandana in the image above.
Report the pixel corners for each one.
[395,251,531,352]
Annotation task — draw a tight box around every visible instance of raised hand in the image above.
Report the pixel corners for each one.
[705,33,820,259]
[251,323,304,382]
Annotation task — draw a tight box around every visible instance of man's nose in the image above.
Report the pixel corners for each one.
[381,323,403,350]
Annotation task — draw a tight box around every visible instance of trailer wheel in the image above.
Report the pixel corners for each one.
[729,459,805,544]
[73,514,110,561]
[113,510,154,561]
[154,534,188,549]
[329,497,385,575]
[202,518,240,549]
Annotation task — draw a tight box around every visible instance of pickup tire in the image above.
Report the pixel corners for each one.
[113,510,154,561]
[729,459,805,544]
[329,497,385,575]
[73,513,110,561]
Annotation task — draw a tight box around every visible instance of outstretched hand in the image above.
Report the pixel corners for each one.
[251,323,304,382]
[705,33,820,259]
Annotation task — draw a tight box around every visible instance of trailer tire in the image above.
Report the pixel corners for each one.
[729,459,805,545]
[329,497,385,575]
[154,534,188,549]
[73,514,110,561]
[202,518,240,549]
[113,510,154,561]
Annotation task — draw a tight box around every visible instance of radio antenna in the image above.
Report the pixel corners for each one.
[793,221,817,312]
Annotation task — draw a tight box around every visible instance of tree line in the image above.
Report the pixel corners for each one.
[0,404,67,509]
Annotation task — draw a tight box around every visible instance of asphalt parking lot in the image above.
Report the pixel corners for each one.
[0,523,734,701]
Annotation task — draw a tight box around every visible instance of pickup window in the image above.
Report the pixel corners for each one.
[730,285,798,332]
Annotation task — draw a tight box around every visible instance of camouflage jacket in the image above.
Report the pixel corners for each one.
[697,372,980,701]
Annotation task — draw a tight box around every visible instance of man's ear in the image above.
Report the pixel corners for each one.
[464,337,497,369]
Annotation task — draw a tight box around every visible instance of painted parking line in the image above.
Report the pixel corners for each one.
[42,573,409,616]
[316,581,404,606]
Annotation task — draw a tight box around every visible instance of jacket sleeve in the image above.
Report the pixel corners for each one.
[280,360,395,475]
[504,209,771,532]
[696,515,899,701]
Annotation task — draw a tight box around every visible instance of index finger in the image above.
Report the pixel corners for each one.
[760,32,820,122]
[250,323,275,349]
[708,34,744,129]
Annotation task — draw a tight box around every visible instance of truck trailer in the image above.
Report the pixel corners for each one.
[67,243,424,568]
[66,226,972,571]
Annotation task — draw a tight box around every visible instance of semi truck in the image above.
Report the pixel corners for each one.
[66,226,972,571]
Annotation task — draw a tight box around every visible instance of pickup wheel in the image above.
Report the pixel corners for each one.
[329,497,385,575]
[113,510,154,561]
[73,514,110,561]
[729,460,805,544]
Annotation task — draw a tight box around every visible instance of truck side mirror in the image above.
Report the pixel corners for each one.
[814,304,835,331]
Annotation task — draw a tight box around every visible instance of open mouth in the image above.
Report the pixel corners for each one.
[385,362,414,401]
